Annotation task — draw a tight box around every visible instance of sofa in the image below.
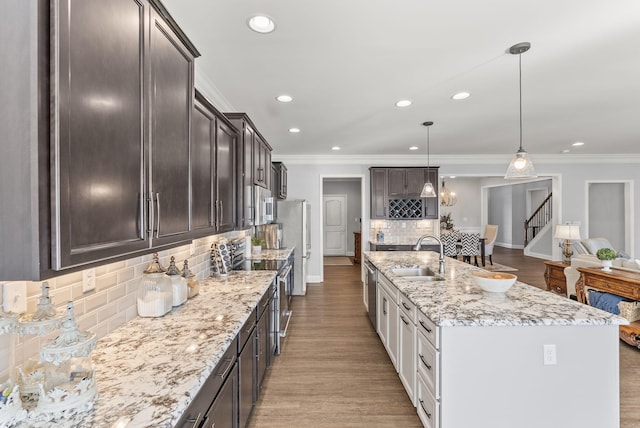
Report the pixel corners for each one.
[564,254,640,298]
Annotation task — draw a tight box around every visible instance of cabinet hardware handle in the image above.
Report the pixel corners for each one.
[147,193,155,237]
[216,357,234,379]
[183,412,202,427]
[419,399,432,419]
[138,194,145,239]
[155,193,161,238]
[400,315,409,326]
[220,200,223,224]
[383,297,387,315]
[419,320,432,333]
[402,302,411,310]
[419,353,432,370]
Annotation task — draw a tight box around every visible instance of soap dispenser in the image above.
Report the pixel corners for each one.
[166,256,188,307]
[137,253,173,317]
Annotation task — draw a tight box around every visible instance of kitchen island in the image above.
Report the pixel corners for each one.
[365,251,626,428]
[11,270,277,428]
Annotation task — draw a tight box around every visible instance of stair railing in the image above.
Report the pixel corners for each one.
[524,192,552,247]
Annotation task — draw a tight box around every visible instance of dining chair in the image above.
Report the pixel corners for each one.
[459,232,481,266]
[482,225,499,265]
[441,232,460,259]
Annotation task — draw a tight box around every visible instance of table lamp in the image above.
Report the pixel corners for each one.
[555,225,581,263]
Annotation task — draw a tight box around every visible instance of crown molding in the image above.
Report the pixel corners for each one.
[272,153,640,165]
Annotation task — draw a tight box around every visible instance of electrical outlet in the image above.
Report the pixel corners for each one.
[401,222,406,228]
[83,268,96,293]
[189,241,196,256]
[3,282,27,314]
[543,344,557,365]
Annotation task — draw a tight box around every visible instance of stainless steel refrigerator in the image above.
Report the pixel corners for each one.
[277,200,310,295]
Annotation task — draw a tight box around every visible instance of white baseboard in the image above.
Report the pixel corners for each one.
[307,275,322,283]
[496,242,524,250]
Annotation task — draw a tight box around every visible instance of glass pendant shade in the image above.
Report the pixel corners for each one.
[505,149,536,179]
[421,121,437,198]
[505,42,537,179]
[421,182,436,198]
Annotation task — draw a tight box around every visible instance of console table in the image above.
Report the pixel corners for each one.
[576,266,640,348]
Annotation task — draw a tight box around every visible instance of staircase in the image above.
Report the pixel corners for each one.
[524,192,552,247]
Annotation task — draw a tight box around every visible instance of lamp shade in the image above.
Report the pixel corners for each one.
[554,225,580,240]
[420,182,436,198]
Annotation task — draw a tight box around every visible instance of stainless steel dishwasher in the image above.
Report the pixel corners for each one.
[364,260,377,328]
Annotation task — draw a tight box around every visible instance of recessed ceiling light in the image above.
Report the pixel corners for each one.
[562,149,570,153]
[409,146,419,151]
[572,141,585,146]
[451,92,470,100]
[331,146,341,151]
[449,176,456,179]
[247,15,276,33]
[288,128,300,133]
[276,94,293,103]
[395,100,412,108]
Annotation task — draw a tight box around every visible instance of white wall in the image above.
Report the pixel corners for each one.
[277,155,640,283]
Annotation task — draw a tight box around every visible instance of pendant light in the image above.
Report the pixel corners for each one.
[420,121,437,197]
[505,42,537,179]
[440,178,457,206]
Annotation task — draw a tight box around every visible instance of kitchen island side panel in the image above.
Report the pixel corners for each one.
[439,324,619,428]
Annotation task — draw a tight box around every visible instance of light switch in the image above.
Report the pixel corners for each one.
[3,282,27,314]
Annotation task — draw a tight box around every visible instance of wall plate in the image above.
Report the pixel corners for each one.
[3,282,27,313]
[83,268,96,293]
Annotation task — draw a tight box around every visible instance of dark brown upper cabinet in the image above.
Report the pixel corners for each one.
[192,90,237,237]
[272,162,287,200]
[370,167,439,220]
[225,113,272,229]
[1,0,199,279]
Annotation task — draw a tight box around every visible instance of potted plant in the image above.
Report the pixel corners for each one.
[251,236,265,254]
[596,247,617,272]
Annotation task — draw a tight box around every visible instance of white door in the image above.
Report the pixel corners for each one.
[323,194,347,256]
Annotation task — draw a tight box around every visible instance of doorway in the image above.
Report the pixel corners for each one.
[320,176,364,278]
[586,181,633,256]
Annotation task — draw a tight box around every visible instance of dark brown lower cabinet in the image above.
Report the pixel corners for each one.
[205,363,239,428]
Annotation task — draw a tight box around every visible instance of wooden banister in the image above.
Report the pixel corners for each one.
[524,192,552,247]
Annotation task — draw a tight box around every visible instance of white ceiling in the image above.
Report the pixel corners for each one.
[162,0,640,158]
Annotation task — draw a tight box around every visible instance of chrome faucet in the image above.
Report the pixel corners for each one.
[414,234,446,275]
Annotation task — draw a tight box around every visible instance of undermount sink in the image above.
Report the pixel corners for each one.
[390,267,445,281]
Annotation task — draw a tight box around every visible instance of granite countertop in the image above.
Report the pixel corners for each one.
[364,251,628,328]
[247,247,294,261]
[14,270,277,428]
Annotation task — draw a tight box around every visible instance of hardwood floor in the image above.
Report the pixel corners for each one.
[248,265,421,427]
[249,248,640,427]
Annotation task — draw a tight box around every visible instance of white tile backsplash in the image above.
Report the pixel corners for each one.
[369,219,438,244]
[0,230,246,383]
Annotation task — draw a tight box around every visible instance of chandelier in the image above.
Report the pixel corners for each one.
[440,179,457,206]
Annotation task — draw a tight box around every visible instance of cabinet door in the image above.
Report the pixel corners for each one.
[52,0,148,269]
[387,291,399,370]
[388,168,406,196]
[149,9,194,245]
[191,95,215,234]
[215,119,236,232]
[256,308,269,389]
[253,135,264,186]
[370,168,388,219]
[205,364,238,428]
[424,168,439,218]
[264,146,272,190]
[239,329,255,428]
[406,169,426,195]
[399,310,416,404]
